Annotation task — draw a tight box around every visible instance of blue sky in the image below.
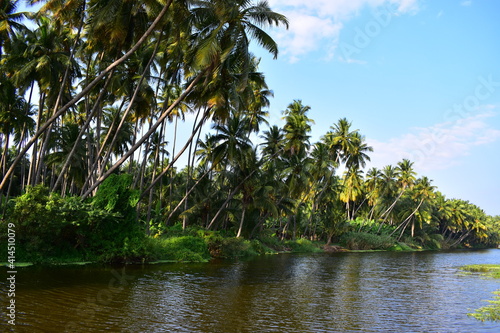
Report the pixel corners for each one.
[250,0,500,215]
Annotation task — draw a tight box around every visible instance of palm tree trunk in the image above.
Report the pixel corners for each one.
[182,108,202,230]
[1,133,9,178]
[169,116,178,198]
[28,93,45,187]
[392,198,424,240]
[236,206,246,238]
[207,167,259,230]
[379,189,405,221]
[82,97,126,193]
[52,72,114,192]
[99,35,163,179]
[165,164,214,225]
[450,230,472,247]
[139,104,208,200]
[82,70,206,199]
[146,128,163,228]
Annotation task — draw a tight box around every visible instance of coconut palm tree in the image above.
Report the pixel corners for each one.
[340,167,364,220]
[379,159,416,221]
[45,122,87,193]
[260,124,284,161]
[0,0,176,191]
[0,0,28,58]
[80,0,288,199]
[282,100,313,157]
[0,75,32,180]
[364,167,383,219]
[323,118,358,165]
[395,176,436,239]
[344,132,373,170]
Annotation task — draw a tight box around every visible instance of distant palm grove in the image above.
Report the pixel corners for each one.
[1,0,499,262]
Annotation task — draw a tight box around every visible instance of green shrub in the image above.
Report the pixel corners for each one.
[285,238,323,253]
[414,233,444,250]
[258,235,285,250]
[2,176,147,264]
[387,241,414,251]
[2,185,102,262]
[341,232,395,250]
[249,239,276,255]
[216,237,259,258]
[153,236,211,262]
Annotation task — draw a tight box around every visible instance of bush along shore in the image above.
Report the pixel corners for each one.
[1,181,497,266]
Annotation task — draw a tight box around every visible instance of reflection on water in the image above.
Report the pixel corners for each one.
[2,250,500,332]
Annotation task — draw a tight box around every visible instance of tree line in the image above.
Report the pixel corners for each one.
[1,0,499,252]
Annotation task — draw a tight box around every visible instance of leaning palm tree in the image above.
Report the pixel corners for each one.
[81,0,288,199]
[379,159,416,221]
[394,176,436,239]
[364,167,383,220]
[0,0,176,191]
[45,122,88,194]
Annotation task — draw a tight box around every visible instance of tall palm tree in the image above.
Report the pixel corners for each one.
[0,0,28,58]
[323,118,358,165]
[80,0,288,198]
[8,14,81,185]
[260,124,284,161]
[344,132,373,170]
[282,100,313,157]
[395,176,436,239]
[0,74,33,185]
[364,167,383,220]
[379,159,416,221]
[45,122,87,193]
[0,0,176,191]
[340,167,364,220]
[375,165,400,231]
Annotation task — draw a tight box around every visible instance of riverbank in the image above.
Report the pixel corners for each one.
[0,226,328,266]
[4,220,487,266]
[2,224,453,267]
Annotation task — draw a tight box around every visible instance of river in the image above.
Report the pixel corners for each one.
[2,249,500,332]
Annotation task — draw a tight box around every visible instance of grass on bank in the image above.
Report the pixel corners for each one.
[461,264,500,321]
[0,224,326,265]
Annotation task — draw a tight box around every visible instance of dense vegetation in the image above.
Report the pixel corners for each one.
[1,1,499,263]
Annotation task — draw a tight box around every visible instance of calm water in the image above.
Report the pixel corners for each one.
[2,250,500,332]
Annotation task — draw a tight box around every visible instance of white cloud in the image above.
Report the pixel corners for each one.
[267,0,421,62]
[367,111,500,172]
[274,12,343,63]
[460,1,472,6]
